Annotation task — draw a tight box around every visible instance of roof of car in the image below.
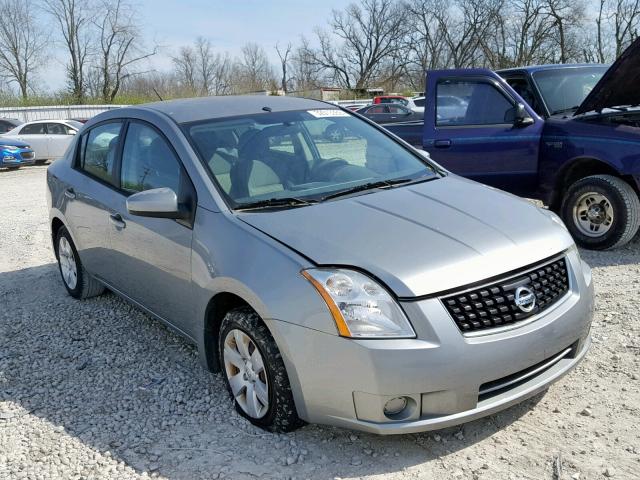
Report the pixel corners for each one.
[498,63,609,74]
[138,95,335,124]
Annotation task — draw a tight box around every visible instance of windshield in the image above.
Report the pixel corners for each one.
[185,109,435,209]
[532,66,608,115]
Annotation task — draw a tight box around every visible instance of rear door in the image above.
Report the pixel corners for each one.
[46,122,77,159]
[424,69,544,196]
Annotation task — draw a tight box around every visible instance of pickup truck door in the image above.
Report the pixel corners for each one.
[424,69,544,196]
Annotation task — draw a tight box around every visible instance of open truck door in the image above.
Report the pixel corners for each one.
[423,69,543,197]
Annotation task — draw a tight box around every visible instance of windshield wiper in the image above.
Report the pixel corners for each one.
[235,196,318,211]
[551,105,580,115]
[320,177,417,202]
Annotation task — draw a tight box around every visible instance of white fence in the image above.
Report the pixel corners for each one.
[0,104,126,123]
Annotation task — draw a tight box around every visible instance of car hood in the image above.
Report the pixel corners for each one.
[575,37,640,115]
[238,176,574,298]
[0,137,29,148]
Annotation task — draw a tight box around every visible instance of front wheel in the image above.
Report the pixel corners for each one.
[561,175,640,250]
[219,307,304,432]
[55,226,105,299]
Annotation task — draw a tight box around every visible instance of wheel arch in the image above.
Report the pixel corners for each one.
[550,157,638,211]
[50,215,66,257]
[202,291,269,373]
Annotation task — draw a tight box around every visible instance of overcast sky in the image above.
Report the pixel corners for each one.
[43,0,350,91]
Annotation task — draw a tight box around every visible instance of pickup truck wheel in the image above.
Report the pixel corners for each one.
[55,226,105,299]
[219,307,304,433]
[561,175,640,250]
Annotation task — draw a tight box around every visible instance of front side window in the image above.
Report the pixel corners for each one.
[186,109,436,208]
[20,123,46,135]
[80,122,122,184]
[120,122,181,194]
[436,80,514,126]
[532,66,607,115]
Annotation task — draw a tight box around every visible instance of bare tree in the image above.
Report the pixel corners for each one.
[275,42,292,93]
[235,42,274,93]
[172,45,198,94]
[43,0,94,101]
[93,0,157,103]
[309,0,408,89]
[612,0,640,56]
[0,0,48,99]
[172,38,233,96]
[289,38,325,93]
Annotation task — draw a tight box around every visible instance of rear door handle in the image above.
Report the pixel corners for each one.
[109,213,126,229]
[64,188,76,199]
[434,139,452,148]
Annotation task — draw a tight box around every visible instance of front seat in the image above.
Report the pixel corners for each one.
[230,131,284,199]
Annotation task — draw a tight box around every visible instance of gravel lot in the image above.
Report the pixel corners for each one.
[1,165,639,480]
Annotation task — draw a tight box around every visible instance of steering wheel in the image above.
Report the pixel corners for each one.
[311,158,349,181]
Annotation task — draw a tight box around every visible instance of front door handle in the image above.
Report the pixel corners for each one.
[64,188,76,199]
[109,213,126,229]
[434,139,452,148]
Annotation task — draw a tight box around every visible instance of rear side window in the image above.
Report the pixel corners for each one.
[80,122,123,185]
[367,106,387,114]
[20,123,46,135]
[413,98,425,107]
[120,122,182,194]
[47,123,75,135]
[436,80,514,126]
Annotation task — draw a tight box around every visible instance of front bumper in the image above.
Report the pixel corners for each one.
[0,150,35,167]
[269,250,593,434]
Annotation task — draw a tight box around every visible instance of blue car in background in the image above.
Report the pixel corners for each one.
[0,139,35,169]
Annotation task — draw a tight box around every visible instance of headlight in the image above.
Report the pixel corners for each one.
[302,268,415,338]
[0,145,20,152]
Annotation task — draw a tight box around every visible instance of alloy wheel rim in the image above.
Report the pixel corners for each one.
[223,329,269,419]
[573,191,614,238]
[58,236,78,289]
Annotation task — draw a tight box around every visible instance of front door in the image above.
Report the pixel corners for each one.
[107,121,195,334]
[17,123,49,160]
[424,69,544,196]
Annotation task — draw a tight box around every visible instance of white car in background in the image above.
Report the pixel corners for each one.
[1,120,82,164]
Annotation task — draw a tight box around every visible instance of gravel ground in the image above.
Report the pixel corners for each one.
[1,165,639,480]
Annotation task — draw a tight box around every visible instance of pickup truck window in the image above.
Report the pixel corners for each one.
[436,80,514,126]
[532,66,607,115]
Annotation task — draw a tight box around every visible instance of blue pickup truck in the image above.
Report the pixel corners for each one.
[386,38,640,250]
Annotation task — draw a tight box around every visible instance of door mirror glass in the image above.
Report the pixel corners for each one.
[126,187,182,218]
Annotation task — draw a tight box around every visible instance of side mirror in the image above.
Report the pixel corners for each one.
[69,130,77,135]
[513,103,534,127]
[126,187,183,219]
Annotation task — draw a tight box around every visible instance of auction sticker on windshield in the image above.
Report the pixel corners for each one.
[308,109,350,117]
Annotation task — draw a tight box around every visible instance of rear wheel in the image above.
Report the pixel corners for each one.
[55,226,105,299]
[218,307,303,432]
[324,124,345,143]
[561,175,640,250]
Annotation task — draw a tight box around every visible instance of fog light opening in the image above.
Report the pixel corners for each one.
[383,396,409,418]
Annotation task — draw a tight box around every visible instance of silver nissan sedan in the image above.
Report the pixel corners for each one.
[47,96,594,434]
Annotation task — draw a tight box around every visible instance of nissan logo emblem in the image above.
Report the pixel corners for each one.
[514,286,536,313]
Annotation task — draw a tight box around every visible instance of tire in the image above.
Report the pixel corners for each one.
[561,174,640,250]
[218,307,304,432]
[324,125,345,143]
[55,226,105,299]
[35,159,48,165]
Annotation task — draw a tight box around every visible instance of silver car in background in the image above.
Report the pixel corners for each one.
[47,96,593,434]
